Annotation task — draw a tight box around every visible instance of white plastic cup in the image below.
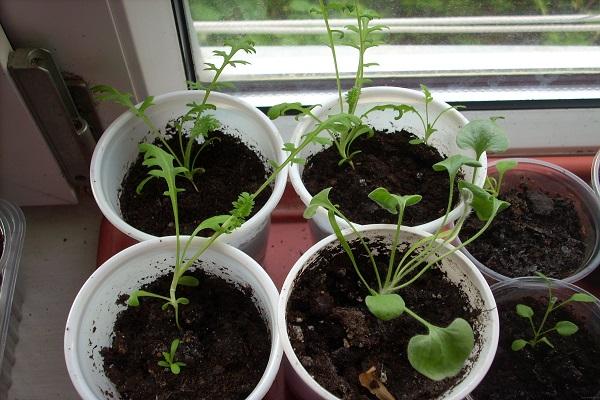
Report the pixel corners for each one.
[64,236,282,400]
[90,90,287,260]
[288,87,487,239]
[592,148,600,198]
[278,224,499,400]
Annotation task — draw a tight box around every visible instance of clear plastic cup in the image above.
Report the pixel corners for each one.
[468,277,600,399]
[592,148,600,199]
[459,158,600,284]
[0,200,25,397]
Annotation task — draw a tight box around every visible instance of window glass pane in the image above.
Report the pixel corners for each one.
[187,0,600,103]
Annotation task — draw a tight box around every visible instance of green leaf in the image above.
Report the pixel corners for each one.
[459,181,510,221]
[170,339,180,355]
[516,304,534,318]
[267,102,317,120]
[158,360,170,368]
[170,363,181,374]
[368,187,421,215]
[178,275,200,287]
[570,293,596,303]
[495,159,518,176]
[409,138,423,145]
[303,187,336,219]
[177,297,190,305]
[408,318,474,381]
[420,84,433,104]
[538,336,555,349]
[456,118,509,160]
[511,339,528,351]
[361,104,414,120]
[365,294,405,321]
[432,155,481,181]
[555,320,578,336]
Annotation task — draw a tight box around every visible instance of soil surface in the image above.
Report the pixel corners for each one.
[461,179,586,279]
[119,129,272,236]
[286,237,482,400]
[472,296,600,399]
[302,130,460,226]
[101,268,271,400]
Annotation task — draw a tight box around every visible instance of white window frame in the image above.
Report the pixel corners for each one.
[116,0,600,154]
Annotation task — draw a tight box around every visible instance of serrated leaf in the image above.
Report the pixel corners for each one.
[511,339,528,351]
[408,318,474,381]
[456,118,509,160]
[365,294,405,321]
[555,320,578,336]
[516,304,534,318]
[178,275,200,287]
[313,136,332,146]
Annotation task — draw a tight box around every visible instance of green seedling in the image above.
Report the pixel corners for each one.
[268,1,415,167]
[305,154,510,381]
[92,38,256,191]
[407,84,464,146]
[125,94,336,333]
[484,159,518,197]
[158,339,186,374]
[456,117,510,184]
[511,272,596,351]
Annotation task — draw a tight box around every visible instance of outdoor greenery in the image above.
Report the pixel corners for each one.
[189,0,600,46]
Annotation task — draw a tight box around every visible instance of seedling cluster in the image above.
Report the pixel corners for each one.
[512,272,595,351]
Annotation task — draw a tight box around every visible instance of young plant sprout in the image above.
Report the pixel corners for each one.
[269,2,464,169]
[484,159,518,197]
[304,154,509,381]
[123,107,335,373]
[158,339,186,375]
[511,272,595,351]
[407,84,464,146]
[456,117,510,183]
[92,38,256,191]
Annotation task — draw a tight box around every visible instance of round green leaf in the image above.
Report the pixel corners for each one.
[171,363,181,374]
[511,339,528,351]
[555,320,578,336]
[516,304,534,319]
[456,118,509,159]
[365,294,405,321]
[407,318,474,381]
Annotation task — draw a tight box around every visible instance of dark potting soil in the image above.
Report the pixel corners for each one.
[286,237,482,400]
[119,130,272,236]
[461,180,586,279]
[101,269,270,400]
[302,130,460,226]
[472,296,600,399]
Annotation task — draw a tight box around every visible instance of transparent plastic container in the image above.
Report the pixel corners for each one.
[0,199,25,397]
[468,277,600,399]
[459,158,600,284]
[593,148,600,198]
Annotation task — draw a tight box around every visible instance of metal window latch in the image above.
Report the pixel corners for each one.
[7,48,97,188]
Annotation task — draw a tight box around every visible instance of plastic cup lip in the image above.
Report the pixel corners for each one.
[287,86,486,236]
[64,235,282,400]
[592,148,600,198]
[89,90,288,244]
[278,224,499,400]
[459,157,600,284]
